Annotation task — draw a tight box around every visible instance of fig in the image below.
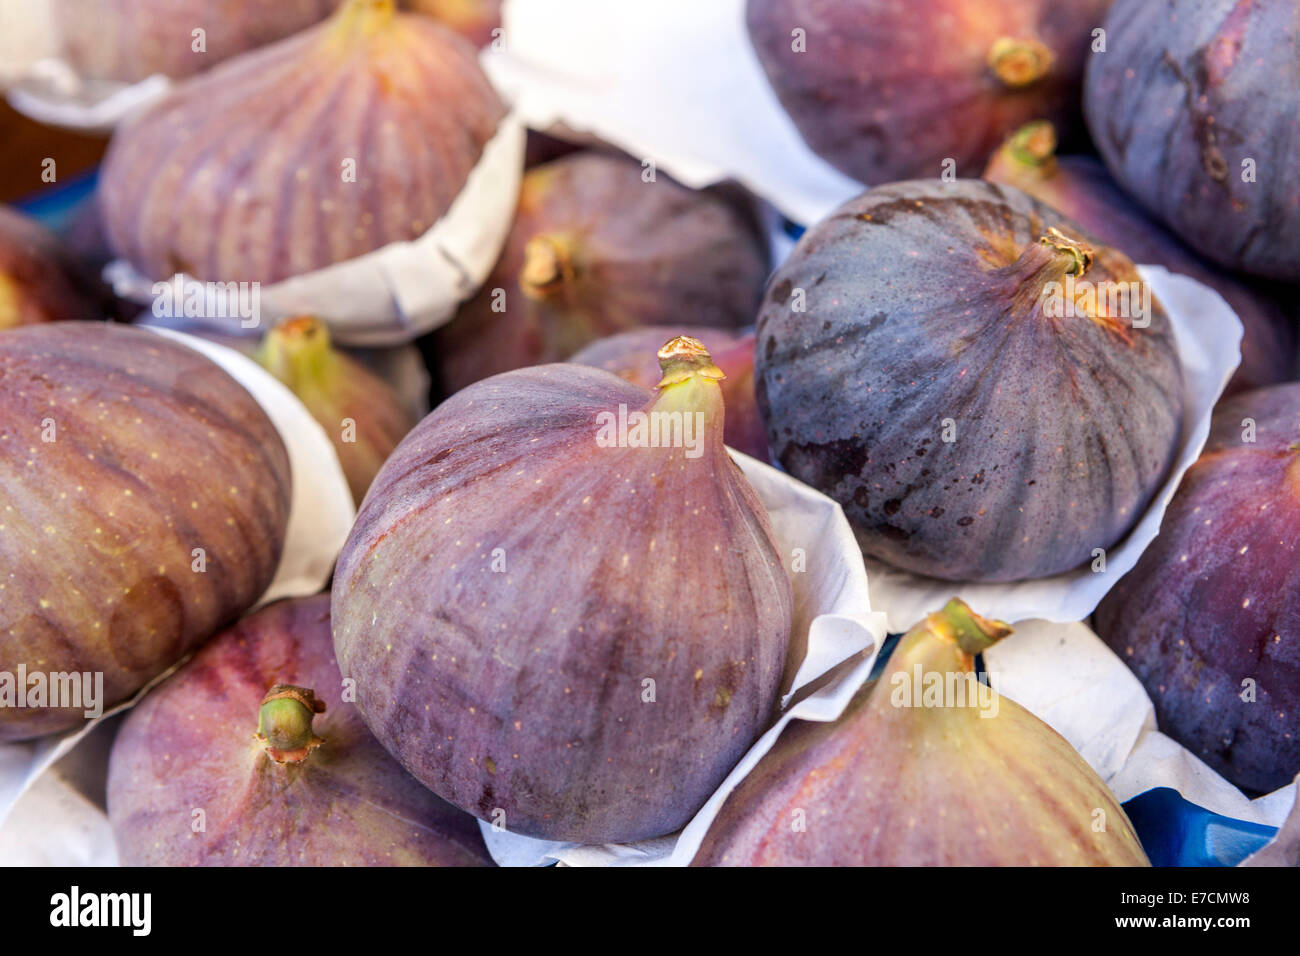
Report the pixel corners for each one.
[108,595,494,866]
[745,0,1112,184]
[405,0,501,47]
[99,0,507,287]
[692,599,1150,865]
[332,336,794,843]
[432,152,769,393]
[570,326,771,463]
[254,316,416,506]
[985,122,1298,396]
[755,179,1185,582]
[1094,383,1300,793]
[1085,0,1300,281]
[55,0,342,82]
[0,206,123,329]
[0,322,291,740]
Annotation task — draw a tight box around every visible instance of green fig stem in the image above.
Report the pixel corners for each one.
[656,335,726,389]
[987,36,1054,88]
[1038,227,1093,278]
[519,234,576,300]
[929,598,1012,657]
[256,685,325,764]
[254,316,339,396]
[1007,121,1058,169]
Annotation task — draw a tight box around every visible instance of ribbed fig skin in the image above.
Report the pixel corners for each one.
[1095,384,1300,793]
[332,363,793,843]
[693,602,1149,866]
[0,207,123,328]
[99,3,507,286]
[755,179,1185,582]
[746,0,1112,183]
[109,595,494,866]
[433,153,769,392]
[0,322,291,740]
[1085,0,1300,281]
[983,132,1298,396]
[570,326,771,463]
[55,0,342,82]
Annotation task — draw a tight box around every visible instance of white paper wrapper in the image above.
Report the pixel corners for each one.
[105,113,526,347]
[480,451,890,866]
[864,266,1243,632]
[0,1,61,89]
[485,0,862,225]
[0,327,355,859]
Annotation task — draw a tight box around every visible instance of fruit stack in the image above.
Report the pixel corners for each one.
[0,0,1296,867]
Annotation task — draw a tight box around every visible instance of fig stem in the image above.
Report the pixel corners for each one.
[1008,121,1058,168]
[255,316,337,394]
[519,235,575,300]
[330,0,398,39]
[929,599,1012,657]
[656,336,726,389]
[1038,227,1092,277]
[256,685,325,764]
[987,36,1054,88]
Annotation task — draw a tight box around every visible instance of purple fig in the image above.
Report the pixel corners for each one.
[756,179,1185,582]
[985,122,1298,396]
[693,599,1150,866]
[432,152,770,393]
[570,326,771,463]
[99,0,507,287]
[55,0,343,82]
[1095,383,1300,793]
[0,322,291,740]
[108,595,494,865]
[0,206,123,329]
[1085,0,1300,282]
[333,336,794,843]
[254,316,416,506]
[746,0,1112,184]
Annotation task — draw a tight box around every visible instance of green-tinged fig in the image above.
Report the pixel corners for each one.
[746,0,1112,183]
[55,0,342,82]
[1085,0,1300,281]
[570,326,770,463]
[108,595,494,865]
[756,179,1184,582]
[985,122,1297,396]
[405,0,501,47]
[0,322,291,740]
[693,599,1151,866]
[255,316,416,506]
[1095,383,1300,793]
[0,206,124,329]
[333,336,794,843]
[99,0,507,287]
[433,152,769,393]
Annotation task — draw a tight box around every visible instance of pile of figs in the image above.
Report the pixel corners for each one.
[3,0,1299,870]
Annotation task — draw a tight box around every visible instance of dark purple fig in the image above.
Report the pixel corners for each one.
[692,599,1150,865]
[55,0,342,82]
[405,0,501,47]
[0,206,123,329]
[985,122,1298,396]
[433,152,770,393]
[333,336,794,843]
[1095,383,1300,793]
[1085,0,1300,281]
[746,0,1112,184]
[108,595,494,865]
[0,322,291,741]
[99,0,507,286]
[755,179,1184,582]
[254,316,416,506]
[570,326,771,463]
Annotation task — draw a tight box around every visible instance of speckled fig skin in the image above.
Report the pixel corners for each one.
[108,595,494,866]
[1095,384,1300,793]
[984,123,1298,396]
[255,317,416,506]
[332,342,793,843]
[746,0,1112,184]
[55,0,342,82]
[433,152,769,393]
[0,323,291,740]
[570,326,771,463]
[1085,0,1300,282]
[755,179,1185,582]
[693,600,1150,866]
[0,207,124,329]
[99,0,506,286]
